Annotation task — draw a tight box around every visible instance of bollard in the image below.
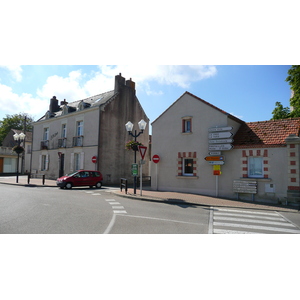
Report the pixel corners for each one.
[42,174,45,185]
[27,173,31,184]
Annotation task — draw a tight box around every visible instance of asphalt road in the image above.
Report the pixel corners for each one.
[0,185,210,234]
[1,184,300,234]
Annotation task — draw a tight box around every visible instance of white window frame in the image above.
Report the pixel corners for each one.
[43,127,49,141]
[248,157,263,178]
[61,124,67,138]
[77,121,83,137]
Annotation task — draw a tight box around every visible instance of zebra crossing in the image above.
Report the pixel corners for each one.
[210,207,300,234]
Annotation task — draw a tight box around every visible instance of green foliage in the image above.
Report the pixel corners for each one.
[0,113,34,146]
[286,65,300,117]
[271,101,290,120]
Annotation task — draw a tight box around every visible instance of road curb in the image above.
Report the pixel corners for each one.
[111,190,300,213]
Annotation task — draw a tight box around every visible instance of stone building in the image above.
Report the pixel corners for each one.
[31,74,149,184]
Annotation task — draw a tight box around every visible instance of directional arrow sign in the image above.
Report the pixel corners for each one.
[208,132,233,139]
[208,161,225,165]
[209,138,234,144]
[204,156,224,161]
[208,126,233,132]
[209,144,233,151]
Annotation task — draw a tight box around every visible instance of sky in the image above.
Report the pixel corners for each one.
[0,65,293,132]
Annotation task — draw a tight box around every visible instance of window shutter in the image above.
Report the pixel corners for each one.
[39,155,42,171]
[45,155,49,170]
[80,152,84,170]
[70,153,74,172]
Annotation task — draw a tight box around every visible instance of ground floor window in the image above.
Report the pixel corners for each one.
[183,158,194,176]
[40,155,49,171]
[248,157,263,178]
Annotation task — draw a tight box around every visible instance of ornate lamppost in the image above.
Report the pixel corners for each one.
[125,119,147,194]
[13,132,26,183]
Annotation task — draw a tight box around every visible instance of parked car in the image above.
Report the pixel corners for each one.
[56,170,103,189]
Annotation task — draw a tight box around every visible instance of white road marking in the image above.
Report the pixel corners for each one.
[92,193,101,195]
[103,213,116,234]
[214,212,286,221]
[213,208,278,216]
[214,229,262,234]
[113,210,127,214]
[214,216,295,227]
[112,206,125,209]
[213,222,300,233]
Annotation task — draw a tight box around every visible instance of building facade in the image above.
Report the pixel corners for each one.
[151,92,300,206]
[31,74,149,184]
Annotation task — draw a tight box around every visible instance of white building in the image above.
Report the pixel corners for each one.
[151,91,300,206]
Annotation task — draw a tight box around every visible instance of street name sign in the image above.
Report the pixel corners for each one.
[204,156,224,161]
[209,138,234,144]
[208,132,233,139]
[208,126,233,132]
[209,144,233,151]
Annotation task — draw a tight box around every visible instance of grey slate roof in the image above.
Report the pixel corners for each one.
[39,90,116,121]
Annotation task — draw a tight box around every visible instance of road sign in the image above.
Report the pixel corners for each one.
[208,132,233,139]
[208,161,225,165]
[92,156,97,163]
[209,144,233,151]
[204,156,224,161]
[152,154,160,163]
[131,163,138,176]
[138,146,147,160]
[208,126,233,132]
[209,151,221,156]
[209,138,233,144]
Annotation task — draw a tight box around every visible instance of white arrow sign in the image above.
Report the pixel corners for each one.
[208,161,225,165]
[209,138,234,144]
[208,126,233,132]
[208,132,233,139]
[209,144,233,151]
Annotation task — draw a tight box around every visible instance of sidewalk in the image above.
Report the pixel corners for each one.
[0,176,299,213]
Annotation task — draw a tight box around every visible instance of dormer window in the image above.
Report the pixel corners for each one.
[182,116,192,134]
[45,111,54,119]
[78,101,91,111]
[62,105,68,115]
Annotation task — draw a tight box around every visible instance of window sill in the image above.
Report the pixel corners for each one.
[181,132,193,135]
[176,176,199,179]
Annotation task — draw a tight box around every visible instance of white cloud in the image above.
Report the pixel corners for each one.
[0,65,23,82]
[0,83,48,119]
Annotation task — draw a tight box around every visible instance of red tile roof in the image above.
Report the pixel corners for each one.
[233,118,300,148]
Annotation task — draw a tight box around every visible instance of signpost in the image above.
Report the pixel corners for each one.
[204,156,224,161]
[208,132,233,139]
[152,154,160,190]
[138,146,147,196]
[209,144,233,151]
[208,126,233,132]
[131,164,138,176]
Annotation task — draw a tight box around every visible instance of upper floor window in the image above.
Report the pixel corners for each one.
[43,127,49,141]
[77,121,83,136]
[248,157,263,178]
[182,116,192,133]
[61,124,67,138]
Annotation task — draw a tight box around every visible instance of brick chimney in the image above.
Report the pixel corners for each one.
[114,73,126,93]
[49,96,60,113]
[126,78,135,90]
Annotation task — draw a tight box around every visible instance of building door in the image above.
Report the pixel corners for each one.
[59,154,65,177]
[0,158,3,173]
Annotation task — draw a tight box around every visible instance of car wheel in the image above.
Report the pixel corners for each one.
[96,182,102,189]
[65,182,73,189]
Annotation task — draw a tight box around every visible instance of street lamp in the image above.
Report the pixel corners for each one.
[125,119,147,194]
[13,132,26,183]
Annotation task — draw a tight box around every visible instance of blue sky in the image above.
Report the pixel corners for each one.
[0,65,293,132]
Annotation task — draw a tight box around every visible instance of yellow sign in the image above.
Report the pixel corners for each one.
[213,165,221,171]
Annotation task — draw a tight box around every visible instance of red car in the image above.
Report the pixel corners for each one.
[56,170,103,189]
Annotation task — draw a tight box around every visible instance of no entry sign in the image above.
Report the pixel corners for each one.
[152,154,160,163]
[92,156,97,163]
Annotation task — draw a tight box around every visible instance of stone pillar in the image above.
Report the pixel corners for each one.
[285,134,300,207]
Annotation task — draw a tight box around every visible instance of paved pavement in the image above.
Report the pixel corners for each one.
[0,175,299,213]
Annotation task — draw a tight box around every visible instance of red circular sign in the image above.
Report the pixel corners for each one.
[92,156,97,163]
[152,154,160,163]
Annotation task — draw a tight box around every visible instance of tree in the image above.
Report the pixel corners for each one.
[0,113,34,146]
[271,65,300,119]
[286,65,300,117]
[271,101,290,120]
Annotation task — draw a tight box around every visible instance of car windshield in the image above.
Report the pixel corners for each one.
[66,171,78,177]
